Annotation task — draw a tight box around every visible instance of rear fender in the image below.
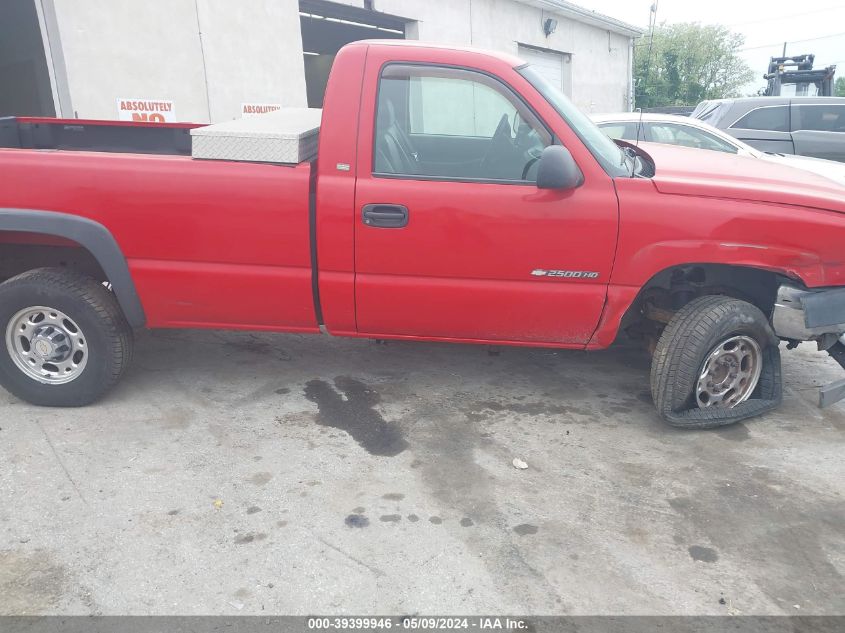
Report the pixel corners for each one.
[0,208,146,327]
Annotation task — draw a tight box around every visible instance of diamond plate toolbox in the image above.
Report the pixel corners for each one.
[190,107,321,164]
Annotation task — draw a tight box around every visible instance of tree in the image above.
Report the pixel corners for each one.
[835,77,845,97]
[635,23,755,108]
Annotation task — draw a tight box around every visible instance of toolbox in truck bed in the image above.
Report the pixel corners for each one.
[189,108,322,164]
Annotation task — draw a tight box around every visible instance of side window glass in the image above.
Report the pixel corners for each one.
[374,65,551,182]
[599,123,635,141]
[689,128,739,153]
[730,106,789,132]
[648,123,674,144]
[648,123,738,153]
[793,105,845,132]
[635,122,647,142]
[408,76,517,137]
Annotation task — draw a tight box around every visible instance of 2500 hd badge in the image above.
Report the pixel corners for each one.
[531,269,600,279]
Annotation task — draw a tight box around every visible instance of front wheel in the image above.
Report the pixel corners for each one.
[0,268,133,406]
[650,295,782,428]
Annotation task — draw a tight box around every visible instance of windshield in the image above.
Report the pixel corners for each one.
[517,64,629,177]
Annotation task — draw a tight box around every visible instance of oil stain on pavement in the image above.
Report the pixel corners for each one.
[688,545,719,563]
[304,376,409,457]
[345,513,370,528]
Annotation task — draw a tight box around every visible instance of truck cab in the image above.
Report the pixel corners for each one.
[316,41,619,344]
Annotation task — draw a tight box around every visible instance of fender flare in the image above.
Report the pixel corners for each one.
[0,208,146,328]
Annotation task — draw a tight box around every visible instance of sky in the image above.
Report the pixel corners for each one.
[581,0,845,95]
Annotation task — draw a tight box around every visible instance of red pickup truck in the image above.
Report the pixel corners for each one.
[1,40,845,428]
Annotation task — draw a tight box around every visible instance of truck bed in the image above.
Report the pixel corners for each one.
[0,131,318,331]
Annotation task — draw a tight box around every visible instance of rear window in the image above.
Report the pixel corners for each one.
[792,104,845,132]
[731,106,789,132]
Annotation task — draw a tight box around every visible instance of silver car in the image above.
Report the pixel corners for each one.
[690,96,845,162]
[592,112,845,185]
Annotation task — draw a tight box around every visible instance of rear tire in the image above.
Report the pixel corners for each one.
[0,268,133,406]
[650,295,782,428]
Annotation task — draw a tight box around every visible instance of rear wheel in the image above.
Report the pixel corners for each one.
[650,295,782,428]
[0,268,133,406]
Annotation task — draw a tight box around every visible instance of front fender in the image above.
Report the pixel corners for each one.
[621,239,822,286]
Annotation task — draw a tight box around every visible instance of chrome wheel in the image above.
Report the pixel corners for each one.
[696,335,762,409]
[5,306,88,384]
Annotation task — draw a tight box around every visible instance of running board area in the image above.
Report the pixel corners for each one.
[820,341,845,408]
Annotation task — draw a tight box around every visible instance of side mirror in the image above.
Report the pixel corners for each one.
[536,145,583,190]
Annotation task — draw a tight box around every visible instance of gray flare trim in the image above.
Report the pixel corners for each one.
[0,208,146,328]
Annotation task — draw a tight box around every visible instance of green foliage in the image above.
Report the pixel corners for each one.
[835,77,845,97]
[635,23,755,108]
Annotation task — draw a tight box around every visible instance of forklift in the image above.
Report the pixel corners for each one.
[764,53,836,96]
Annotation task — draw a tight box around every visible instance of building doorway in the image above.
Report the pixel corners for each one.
[0,0,56,117]
[517,44,572,96]
[299,0,407,108]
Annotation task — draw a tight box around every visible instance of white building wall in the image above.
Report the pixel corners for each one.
[42,0,634,121]
[333,0,634,113]
[45,0,307,122]
[195,0,308,121]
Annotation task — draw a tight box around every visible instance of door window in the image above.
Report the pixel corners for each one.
[647,123,739,153]
[792,104,845,132]
[374,65,551,182]
[730,106,789,132]
[597,122,641,142]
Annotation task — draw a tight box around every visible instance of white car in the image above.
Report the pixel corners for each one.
[592,112,845,186]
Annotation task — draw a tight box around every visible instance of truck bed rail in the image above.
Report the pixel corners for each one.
[0,116,200,156]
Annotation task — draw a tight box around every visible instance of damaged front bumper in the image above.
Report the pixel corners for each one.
[772,284,845,407]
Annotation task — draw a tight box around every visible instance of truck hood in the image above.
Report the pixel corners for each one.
[640,142,845,214]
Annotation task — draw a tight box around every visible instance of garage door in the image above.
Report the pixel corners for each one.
[518,45,571,95]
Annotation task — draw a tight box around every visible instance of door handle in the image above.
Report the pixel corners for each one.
[362,204,409,228]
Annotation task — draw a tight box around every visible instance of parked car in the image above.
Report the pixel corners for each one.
[1,40,845,428]
[690,96,845,162]
[592,112,845,185]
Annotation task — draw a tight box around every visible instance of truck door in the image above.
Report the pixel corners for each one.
[726,104,795,154]
[352,60,618,346]
[791,102,845,162]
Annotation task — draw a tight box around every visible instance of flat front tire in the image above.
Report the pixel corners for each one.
[650,295,782,428]
[0,268,133,406]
